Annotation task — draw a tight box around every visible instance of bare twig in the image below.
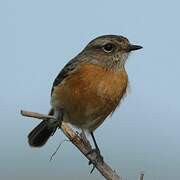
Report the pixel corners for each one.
[21,110,55,120]
[49,139,70,162]
[139,171,144,180]
[21,110,121,180]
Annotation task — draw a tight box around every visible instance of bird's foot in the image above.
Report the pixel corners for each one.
[86,148,104,173]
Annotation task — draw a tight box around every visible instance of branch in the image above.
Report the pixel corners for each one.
[21,110,121,180]
[139,171,144,180]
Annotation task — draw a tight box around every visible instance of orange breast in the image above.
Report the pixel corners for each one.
[51,64,128,131]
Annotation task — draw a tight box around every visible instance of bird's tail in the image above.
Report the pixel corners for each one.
[28,109,57,147]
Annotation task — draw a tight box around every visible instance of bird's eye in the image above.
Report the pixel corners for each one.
[102,43,114,53]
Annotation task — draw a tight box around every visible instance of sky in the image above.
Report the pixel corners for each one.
[1,0,180,180]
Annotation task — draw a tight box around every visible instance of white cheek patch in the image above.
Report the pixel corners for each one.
[120,53,129,64]
[112,52,129,69]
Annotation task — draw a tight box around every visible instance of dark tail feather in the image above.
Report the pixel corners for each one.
[28,109,55,147]
[28,121,54,147]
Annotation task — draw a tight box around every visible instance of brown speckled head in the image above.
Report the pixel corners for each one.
[79,35,143,70]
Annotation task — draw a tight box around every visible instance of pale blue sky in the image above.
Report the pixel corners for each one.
[1,0,180,180]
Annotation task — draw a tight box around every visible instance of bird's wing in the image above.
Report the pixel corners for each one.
[51,57,83,96]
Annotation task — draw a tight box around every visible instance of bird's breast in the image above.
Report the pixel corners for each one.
[51,63,128,131]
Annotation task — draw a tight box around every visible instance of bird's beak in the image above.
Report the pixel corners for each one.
[127,44,143,52]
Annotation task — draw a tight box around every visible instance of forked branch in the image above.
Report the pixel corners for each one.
[21,110,121,180]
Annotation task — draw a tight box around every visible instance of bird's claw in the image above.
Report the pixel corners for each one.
[86,148,104,173]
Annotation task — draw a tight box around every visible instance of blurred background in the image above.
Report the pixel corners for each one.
[1,0,180,179]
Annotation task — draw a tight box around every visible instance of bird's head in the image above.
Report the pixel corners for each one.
[81,35,143,70]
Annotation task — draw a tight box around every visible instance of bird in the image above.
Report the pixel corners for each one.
[28,35,142,162]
